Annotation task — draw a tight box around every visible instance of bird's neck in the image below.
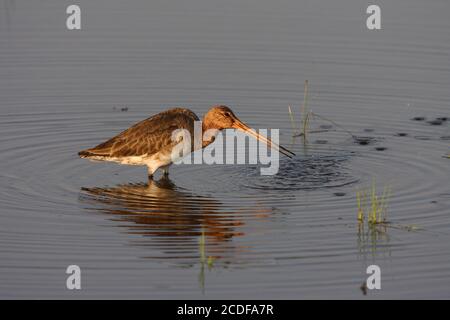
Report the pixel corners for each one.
[201,120,209,134]
[201,120,218,148]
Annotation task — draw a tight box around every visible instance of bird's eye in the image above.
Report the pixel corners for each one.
[224,112,231,117]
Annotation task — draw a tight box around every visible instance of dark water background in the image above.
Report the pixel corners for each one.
[0,0,449,298]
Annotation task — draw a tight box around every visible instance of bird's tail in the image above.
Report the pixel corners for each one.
[78,149,109,159]
[78,149,94,158]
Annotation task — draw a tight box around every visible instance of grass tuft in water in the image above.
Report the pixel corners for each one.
[198,229,206,292]
[300,80,311,140]
[357,181,391,225]
[207,256,215,269]
[357,183,425,236]
[288,81,356,141]
[289,80,313,139]
[288,105,297,133]
[198,228,216,293]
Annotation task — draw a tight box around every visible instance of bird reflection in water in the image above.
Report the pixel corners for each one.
[80,176,272,263]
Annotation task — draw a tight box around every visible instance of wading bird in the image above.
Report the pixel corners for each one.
[78,105,295,179]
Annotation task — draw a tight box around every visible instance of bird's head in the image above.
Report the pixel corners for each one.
[203,105,239,130]
[203,105,295,158]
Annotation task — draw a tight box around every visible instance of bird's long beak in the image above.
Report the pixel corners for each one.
[232,119,296,158]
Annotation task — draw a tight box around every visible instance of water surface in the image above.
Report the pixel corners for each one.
[1,0,449,298]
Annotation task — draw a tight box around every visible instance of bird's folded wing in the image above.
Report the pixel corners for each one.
[84,112,194,158]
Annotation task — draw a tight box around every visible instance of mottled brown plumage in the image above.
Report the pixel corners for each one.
[79,108,198,159]
[79,105,295,178]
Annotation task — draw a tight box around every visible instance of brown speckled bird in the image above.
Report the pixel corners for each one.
[78,105,295,179]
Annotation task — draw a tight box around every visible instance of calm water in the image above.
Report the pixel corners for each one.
[1,0,449,299]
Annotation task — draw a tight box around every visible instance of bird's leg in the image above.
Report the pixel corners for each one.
[147,166,155,180]
[161,165,170,177]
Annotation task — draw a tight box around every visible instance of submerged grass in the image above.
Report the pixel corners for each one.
[198,228,216,293]
[198,229,206,292]
[199,228,216,268]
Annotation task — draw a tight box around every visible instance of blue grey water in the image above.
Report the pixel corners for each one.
[0,0,449,298]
